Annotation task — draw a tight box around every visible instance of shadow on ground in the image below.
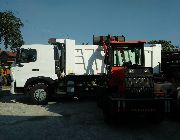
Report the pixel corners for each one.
[1,90,180,140]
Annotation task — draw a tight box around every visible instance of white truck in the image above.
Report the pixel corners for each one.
[10,37,162,104]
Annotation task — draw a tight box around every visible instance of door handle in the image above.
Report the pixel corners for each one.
[32,69,39,71]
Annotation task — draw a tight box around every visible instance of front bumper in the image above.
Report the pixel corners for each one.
[108,97,176,113]
[10,81,16,94]
[10,81,24,94]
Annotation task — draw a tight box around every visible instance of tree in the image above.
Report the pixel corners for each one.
[148,40,176,52]
[0,11,24,50]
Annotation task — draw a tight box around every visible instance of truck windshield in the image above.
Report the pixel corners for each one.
[16,49,37,63]
[114,47,142,66]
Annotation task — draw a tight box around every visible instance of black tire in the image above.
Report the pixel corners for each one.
[30,83,48,105]
[103,108,115,124]
[177,90,180,110]
[96,87,109,108]
[172,91,180,119]
[146,112,164,124]
[102,96,117,124]
[96,88,104,108]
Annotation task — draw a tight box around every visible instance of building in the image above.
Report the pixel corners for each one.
[0,50,16,66]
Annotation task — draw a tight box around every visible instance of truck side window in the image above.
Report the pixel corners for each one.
[19,49,37,63]
[27,49,37,62]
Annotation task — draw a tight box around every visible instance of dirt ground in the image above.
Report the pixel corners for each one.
[1,90,180,140]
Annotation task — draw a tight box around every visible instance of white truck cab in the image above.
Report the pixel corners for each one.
[10,44,58,95]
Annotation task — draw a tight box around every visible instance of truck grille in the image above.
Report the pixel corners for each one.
[125,75,154,98]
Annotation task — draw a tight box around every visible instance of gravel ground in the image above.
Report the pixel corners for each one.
[0,90,180,140]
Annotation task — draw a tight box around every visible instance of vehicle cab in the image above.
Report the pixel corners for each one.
[10,44,58,94]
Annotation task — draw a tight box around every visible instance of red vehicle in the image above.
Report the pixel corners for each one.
[95,35,177,123]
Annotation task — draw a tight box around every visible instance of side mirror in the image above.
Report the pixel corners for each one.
[18,63,24,67]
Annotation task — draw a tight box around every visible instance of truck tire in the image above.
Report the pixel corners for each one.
[96,88,104,108]
[102,96,117,124]
[30,83,48,105]
[177,89,180,110]
[146,112,163,124]
[96,87,109,108]
[103,108,115,124]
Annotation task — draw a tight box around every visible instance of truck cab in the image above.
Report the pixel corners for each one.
[107,40,154,98]
[10,44,58,101]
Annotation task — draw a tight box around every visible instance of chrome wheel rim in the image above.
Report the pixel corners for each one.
[34,89,47,101]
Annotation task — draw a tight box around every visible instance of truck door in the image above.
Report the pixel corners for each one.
[15,49,38,87]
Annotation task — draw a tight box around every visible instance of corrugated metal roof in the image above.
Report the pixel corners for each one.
[0,51,16,57]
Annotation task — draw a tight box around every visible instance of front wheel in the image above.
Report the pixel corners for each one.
[102,96,118,124]
[30,83,48,105]
[146,112,164,124]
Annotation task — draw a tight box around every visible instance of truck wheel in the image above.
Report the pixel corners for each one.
[102,96,117,124]
[177,89,180,110]
[103,109,114,124]
[30,83,48,105]
[96,88,104,108]
[96,87,109,108]
[146,112,163,124]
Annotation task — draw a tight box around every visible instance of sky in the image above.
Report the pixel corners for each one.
[0,0,180,49]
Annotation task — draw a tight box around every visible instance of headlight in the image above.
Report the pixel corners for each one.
[129,69,135,73]
[11,70,14,75]
[10,69,15,80]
